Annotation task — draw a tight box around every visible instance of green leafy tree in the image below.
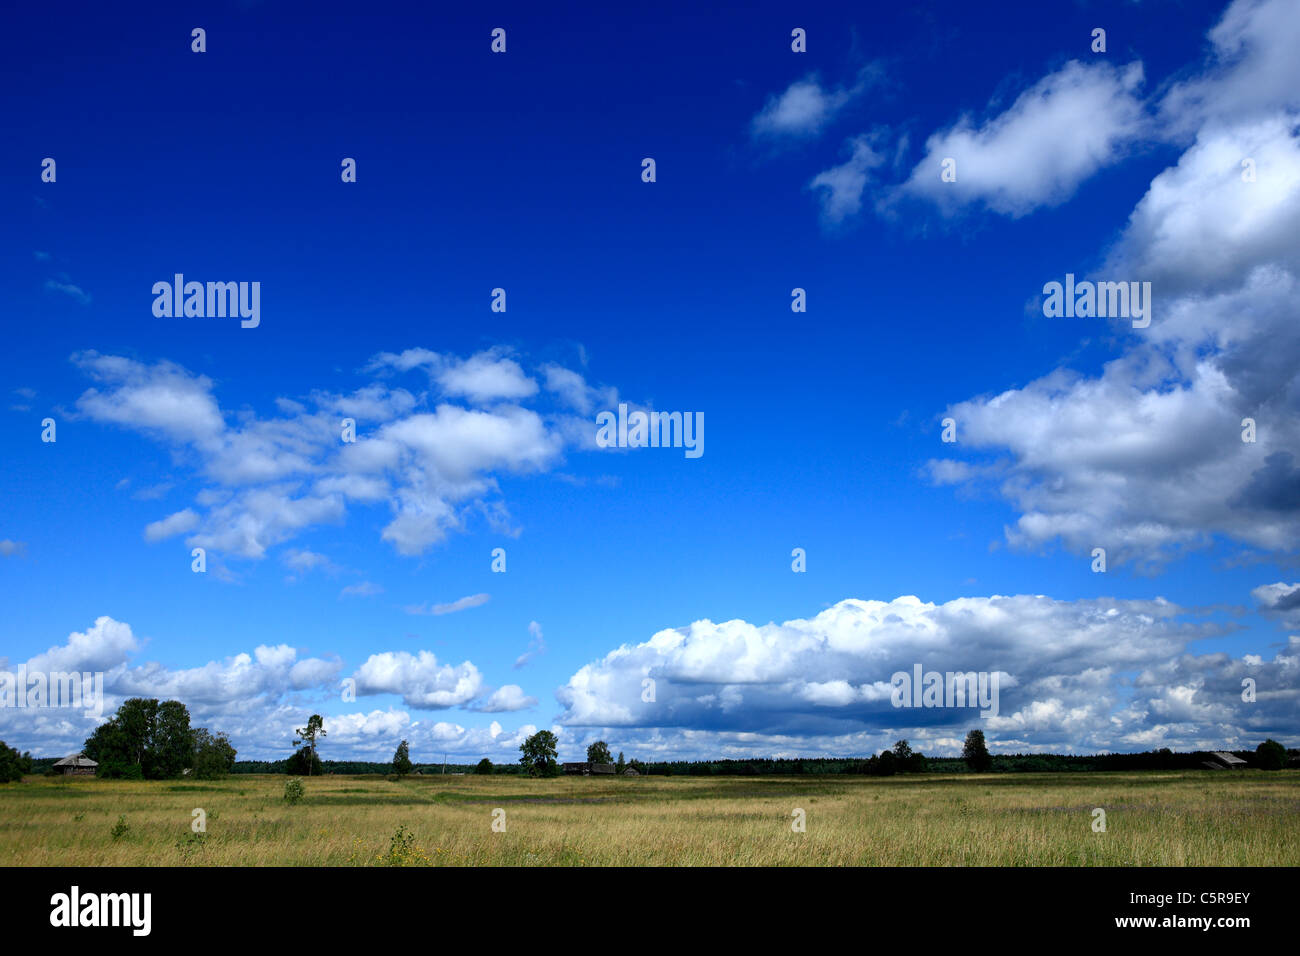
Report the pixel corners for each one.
[293,715,326,775]
[586,740,613,765]
[153,700,195,779]
[1256,738,1287,770]
[392,740,413,776]
[893,740,913,762]
[192,728,237,779]
[520,730,559,777]
[616,751,626,774]
[962,729,993,773]
[0,741,33,783]
[475,758,493,775]
[83,697,194,779]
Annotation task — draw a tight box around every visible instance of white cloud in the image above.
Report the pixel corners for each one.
[556,593,1297,755]
[1160,0,1300,135]
[515,620,546,668]
[896,60,1146,217]
[45,280,91,306]
[339,581,383,598]
[352,650,482,709]
[753,73,870,139]
[475,684,539,712]
[0,539,28,558]
[405,593,490,616]
[809,136,887,223]
[143,509,200,542]
[71,348,608,561]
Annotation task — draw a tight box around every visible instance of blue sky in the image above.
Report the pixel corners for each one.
[3,0,1298,762]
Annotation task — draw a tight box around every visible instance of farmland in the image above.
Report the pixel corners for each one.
[2,770,1297,866]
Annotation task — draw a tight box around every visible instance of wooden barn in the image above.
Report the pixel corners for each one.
[1202,752,1248,770]
[53,753,97,776]
[562,762,616,775]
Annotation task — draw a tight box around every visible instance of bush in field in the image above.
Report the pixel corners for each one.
[99,760,144,780]
[0,741,32,783]
[283,778,305,804]
[110,815,129,840]
[377,825,430,866]
[1256,739,1287,770]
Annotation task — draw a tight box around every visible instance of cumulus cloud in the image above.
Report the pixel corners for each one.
[70,347,617,561]
[0,617,344,758]
[557,593,1295,755]
[143,509,200,542]
[928,13,1300,566]
[352,650,482,709]
[896,60,1147,217]
[1160,0,1300,136]
[474,684,539,713]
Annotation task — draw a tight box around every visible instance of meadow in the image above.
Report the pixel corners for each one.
[1,770,1296,866]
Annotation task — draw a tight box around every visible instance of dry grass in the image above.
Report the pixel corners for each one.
[2,770,1297,866]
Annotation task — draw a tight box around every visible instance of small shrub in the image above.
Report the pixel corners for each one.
[110,815,129,840]
[175,832,207,860]
[376,824,430,867]
[283,778,305,804]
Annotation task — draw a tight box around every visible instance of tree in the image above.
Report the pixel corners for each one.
[393,740,413,776]
[616,751,626,774]
[293,715,326,775]
[520,730,559,777]
[192,728,237,779]
[285,747,323,776]
[1256,738,1287,770]
[83,697,195,779]
[893,740,913,762]
[962,729,992,772]
[475,757,494,775]
[153,700,195,779]
[586,740,613,765]
[0,741,32,783]
[874,750,897,776]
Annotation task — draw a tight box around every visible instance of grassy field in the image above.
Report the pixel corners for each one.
[2,770,1297,866]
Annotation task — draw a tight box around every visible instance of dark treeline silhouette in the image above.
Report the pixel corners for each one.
[223,745,1296,776]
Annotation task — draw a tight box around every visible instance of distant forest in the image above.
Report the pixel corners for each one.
[199,747,1299,777]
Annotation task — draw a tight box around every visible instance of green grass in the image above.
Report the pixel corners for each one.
[1,770,1296,866]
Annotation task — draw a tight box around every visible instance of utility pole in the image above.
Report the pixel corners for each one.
[443,753,447,774]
